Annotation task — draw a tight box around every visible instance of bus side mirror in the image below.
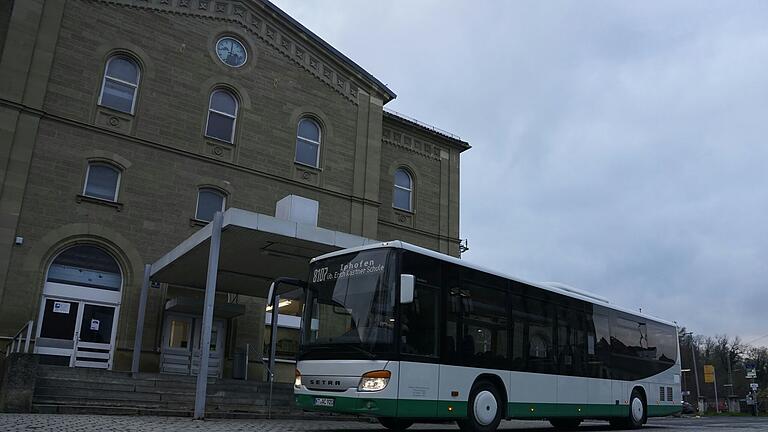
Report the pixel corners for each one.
[400,274,415,304]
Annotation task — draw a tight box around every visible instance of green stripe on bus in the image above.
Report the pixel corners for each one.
[295,395,679,419]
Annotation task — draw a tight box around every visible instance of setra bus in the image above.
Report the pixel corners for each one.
[292,241,681,431]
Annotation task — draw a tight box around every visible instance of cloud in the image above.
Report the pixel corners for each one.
[274,0,768,344]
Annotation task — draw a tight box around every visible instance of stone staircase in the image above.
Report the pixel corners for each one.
[31,365,297,418]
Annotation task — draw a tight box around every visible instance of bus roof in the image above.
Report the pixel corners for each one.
[311,240,676,328]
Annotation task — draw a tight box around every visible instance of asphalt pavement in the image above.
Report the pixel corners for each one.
[0,414,766,431]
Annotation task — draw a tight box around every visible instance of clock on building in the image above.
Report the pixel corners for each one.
[216,37,247,68]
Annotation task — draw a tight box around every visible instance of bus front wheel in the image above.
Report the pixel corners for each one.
[378,418,413,431]
[610,389,645,430]
[458,380,503,432]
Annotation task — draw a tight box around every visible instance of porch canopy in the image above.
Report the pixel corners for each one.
[149,208,373,296]
[131,207,376,418]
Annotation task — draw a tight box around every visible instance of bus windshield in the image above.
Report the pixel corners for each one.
[300,249,396,359]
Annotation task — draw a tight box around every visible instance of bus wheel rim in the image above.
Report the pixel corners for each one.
[474,390,498,426]
[631,397,643,422]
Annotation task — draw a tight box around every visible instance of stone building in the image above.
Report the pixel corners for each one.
[0,0,469,382]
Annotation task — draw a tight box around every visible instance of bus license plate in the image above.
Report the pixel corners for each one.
[314,397,335,407]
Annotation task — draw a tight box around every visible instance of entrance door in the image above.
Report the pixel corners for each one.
[35,245,123,369]
[73,303,117,369]
[36,298,118,369]
[160,315,194,375]
[191,319,224,377]
[160,314,225,377]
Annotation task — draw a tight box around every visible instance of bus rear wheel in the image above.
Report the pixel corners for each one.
[457,380,503,432]
[549,418,582,430]
[378,418,413,431]
[610,389,645,430]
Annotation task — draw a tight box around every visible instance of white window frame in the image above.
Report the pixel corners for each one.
[393,168,413,212]
[83,162,121,202]
[195,187,226,222]
[294,117,322,168]
[205,89,238,144]
[98,55,140,115]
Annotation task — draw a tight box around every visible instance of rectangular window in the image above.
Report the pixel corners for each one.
[452,268,508,369]
[295,140,319,167]
[511,295,555,374]
[100,79,136,114]
[400,284,439,357]
[39,299,79,340]
[588,312,612,379]
[557,306,588,376]
[206,112,235,142]
[84,164,120,202]
[401,252,442,358]
[510,294,525,371]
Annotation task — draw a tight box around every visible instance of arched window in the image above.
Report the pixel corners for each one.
[205,89,238,143]
[393,168,413,211]
[295,117,321,167]
[195,188,226,222]
[47,245,122,291]
[83,163,121,202]
[99,55,140,114]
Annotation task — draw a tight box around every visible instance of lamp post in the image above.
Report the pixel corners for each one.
[682,332,702,411]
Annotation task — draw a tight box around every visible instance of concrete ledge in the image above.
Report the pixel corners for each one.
[0,353,39,413]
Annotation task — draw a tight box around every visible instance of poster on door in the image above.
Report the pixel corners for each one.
[53,302,70,314]
[90,319,100,331]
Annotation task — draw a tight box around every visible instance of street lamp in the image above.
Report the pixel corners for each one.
[681,332,702,410]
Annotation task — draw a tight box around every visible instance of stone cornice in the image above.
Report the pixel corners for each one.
[382,127,444,162]
[92,0,390,106]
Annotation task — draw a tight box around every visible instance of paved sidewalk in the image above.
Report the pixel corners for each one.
[0,415,567,431]
[2,414,768,431]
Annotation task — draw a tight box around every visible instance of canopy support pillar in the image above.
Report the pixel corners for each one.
[193,211,223,420]
[131,264,152,375]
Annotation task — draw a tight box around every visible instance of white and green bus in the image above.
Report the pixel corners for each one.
[293,241,681,431]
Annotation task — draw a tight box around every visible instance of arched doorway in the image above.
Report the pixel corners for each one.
[34,244,123,369]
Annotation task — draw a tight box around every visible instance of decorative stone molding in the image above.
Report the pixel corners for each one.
[96,0,366,104]
[95,107,135,135]
[382,127,443,161]
[393,210,414,228]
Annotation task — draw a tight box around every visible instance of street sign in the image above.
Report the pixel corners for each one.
[704,365,715,384]
[751,383,759,391]
[747,369,757,379]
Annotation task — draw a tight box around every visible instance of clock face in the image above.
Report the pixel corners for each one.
[216,37,247,68]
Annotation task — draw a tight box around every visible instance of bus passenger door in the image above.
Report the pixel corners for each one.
[397,282,440,418]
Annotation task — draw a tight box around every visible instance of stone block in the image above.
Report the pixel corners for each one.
[0,353,39,413]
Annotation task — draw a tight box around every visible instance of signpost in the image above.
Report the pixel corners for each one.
[704,365,719,413]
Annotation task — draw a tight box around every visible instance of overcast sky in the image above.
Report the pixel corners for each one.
[274,1,768,346]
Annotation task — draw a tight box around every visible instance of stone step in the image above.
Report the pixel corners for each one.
[35,386,162,402]
[32,403,311,419]
[32,397,290,414]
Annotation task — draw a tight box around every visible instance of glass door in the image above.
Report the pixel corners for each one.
[160,315,194,374]
[191,319,225,377]
[73,303,117,369]
[36,299,81,365]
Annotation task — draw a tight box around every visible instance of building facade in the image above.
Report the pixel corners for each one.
[0,0,468,381]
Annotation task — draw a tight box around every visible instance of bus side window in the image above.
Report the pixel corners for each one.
[588,313,611,379]
[510,294,525,371]
[400,283,439,357]
[524,297,556,374]
[459,269,509,369]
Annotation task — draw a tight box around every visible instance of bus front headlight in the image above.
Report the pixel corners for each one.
[294,369,302,389]
[358,370,391,392]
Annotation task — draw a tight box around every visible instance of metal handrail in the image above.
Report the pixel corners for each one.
[4,320,34,357]
[244,343,275,419]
